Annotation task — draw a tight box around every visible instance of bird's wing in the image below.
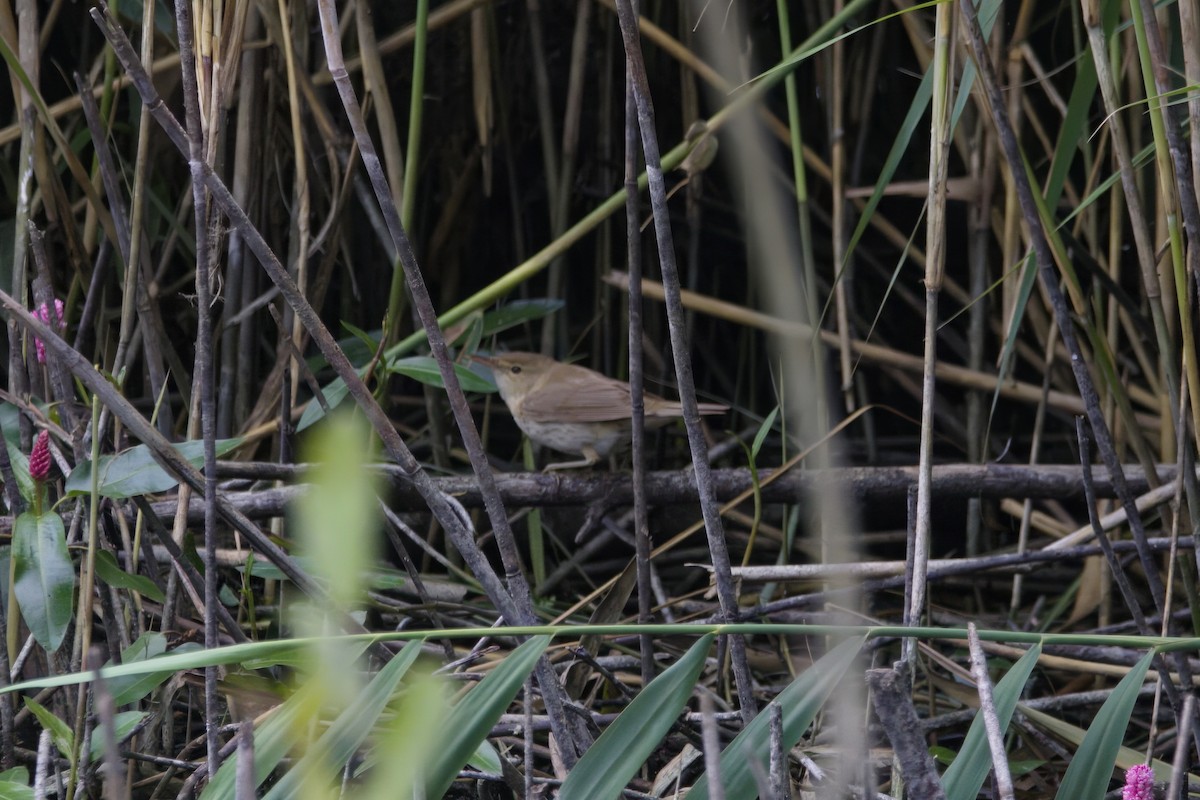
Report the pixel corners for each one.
[520,371,637,422]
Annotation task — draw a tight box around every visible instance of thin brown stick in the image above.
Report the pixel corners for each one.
[605,272,1161,428]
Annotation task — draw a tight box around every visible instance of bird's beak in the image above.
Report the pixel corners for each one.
[466,353,501,390]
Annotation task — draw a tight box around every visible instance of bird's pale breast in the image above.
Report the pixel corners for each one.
[513,418,633,458]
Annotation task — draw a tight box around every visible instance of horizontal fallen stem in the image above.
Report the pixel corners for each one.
[0,461,1166,533]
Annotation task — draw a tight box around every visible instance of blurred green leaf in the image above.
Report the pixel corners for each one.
[257,642,426,800]
[0,781,33,800]
[65,438,243,498]
[357,669,450,800]
[0,768,30,800]
[13,510,73,652]
[296,413,379,612]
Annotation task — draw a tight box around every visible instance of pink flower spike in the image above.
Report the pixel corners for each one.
[29,431,51,483]
[1123,763,1154,800]
[33,299,66,364]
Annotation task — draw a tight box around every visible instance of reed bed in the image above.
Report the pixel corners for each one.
[0,1,1197,797]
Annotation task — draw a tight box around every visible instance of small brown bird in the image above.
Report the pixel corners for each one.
[473,351,727,470]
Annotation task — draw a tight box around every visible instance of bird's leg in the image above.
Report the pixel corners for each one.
[543,446,601,471]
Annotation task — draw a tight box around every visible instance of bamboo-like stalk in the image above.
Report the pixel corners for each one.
[1009,318,1057,614]
[1075,417,1186,725]
[355,3,405,208]
[829,1,854,418]
[275,0,310,424]
[219,3,260,435]
[384,0,428,345]
[1079,0,1200,628]
[1124,0,1200,587]
[539,0,591,356]
[6,0,35,457]
[112,0,166,433]
[776,0,824,428]
[903,0,951,688]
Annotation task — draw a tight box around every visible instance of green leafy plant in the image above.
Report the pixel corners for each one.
[64,437,243,498]
[11,431,72,653]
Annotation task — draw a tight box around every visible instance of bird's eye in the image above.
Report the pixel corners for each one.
[510,366,522,374]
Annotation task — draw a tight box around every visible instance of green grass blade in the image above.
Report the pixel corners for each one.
[1053,649,1153,799]
[355,670,450,800]
[559,634,715,800]
[0,637,379,695]
[424,634,551,798]
[687,636,863,800]
[1020,705,1179,787]
[942,642,1042,800]
[199,681,316,800]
